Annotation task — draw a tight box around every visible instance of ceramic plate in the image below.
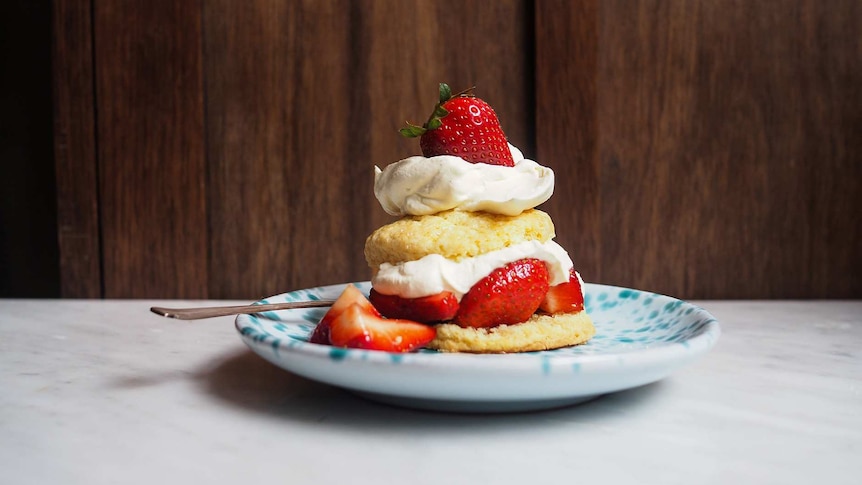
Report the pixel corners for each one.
[236,282,719,412]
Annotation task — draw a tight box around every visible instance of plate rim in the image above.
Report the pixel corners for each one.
[234,282,720,409]
[235,281,721,370]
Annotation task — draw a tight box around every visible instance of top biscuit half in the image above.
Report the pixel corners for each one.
[364,209,556,269]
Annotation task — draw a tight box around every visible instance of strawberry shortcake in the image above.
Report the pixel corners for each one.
[310,84,594,353]
[365,207,594,352]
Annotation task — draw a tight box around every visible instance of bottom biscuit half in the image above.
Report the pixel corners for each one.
[427,311,595,353]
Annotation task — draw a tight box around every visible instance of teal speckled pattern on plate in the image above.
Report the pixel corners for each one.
[236,282,720,412]
[239,282,716,357]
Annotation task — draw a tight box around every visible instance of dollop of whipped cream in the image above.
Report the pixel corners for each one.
[371,240,574,300]
[374,144,554,216]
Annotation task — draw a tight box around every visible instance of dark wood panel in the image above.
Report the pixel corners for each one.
[52,0,100,298]
[204,0,356,299]
[539,0,862,299]
[46,0,860,299]
[94,1,208,298]
[535,0,603,286]
[0,0,59,297]
[800,0,862,298]
[204,0,531,299]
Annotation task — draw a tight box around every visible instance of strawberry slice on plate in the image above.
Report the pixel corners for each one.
[369,289,459,323]
[328,304,436,352]
[308,284,380,344]
[539,268,586,314]
[309,284,436,352]
[454,258,550,328]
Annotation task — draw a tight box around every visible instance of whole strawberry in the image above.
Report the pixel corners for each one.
[454,258,550,328]
[400,83,515,167]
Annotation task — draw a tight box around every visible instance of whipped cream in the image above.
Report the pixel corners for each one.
[371,240,574,300]
[374,144,554,217]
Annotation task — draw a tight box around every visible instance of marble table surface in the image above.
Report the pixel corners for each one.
[1,299,860,485]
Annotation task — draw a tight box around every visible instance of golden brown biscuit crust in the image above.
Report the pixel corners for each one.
[364,209,555,270]
[427,311,595,353]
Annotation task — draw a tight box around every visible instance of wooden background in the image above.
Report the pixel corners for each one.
[43,0,861,300]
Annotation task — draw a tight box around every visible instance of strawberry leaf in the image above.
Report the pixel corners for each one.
[433,105,449,119]
[400,123,426,138]
[438,83,452,103]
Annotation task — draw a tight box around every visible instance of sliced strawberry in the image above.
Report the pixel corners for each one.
[400,83,515,167]
[328,304,436,352]
[309,284,380,344]
[454,258,550,328]
[369,289,459,323]
[539,268,585,314]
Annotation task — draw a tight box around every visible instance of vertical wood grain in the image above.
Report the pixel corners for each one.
[538,0,861,298]
[597,0,706,297]
[52,0,859,299]
[204,0,531,299]
[535,0,602,283]
[798,0,862,298]
[94,1,207,298]
[52,0,101,298]
[204,0,361,299]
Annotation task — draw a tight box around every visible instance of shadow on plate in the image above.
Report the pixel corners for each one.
[195,349,667,433]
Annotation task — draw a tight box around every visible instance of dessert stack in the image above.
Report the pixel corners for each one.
[311,84,594,353]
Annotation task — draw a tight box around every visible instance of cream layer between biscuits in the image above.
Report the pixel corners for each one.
[370,240,573,301]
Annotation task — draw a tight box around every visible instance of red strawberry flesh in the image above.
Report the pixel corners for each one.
[539,268,585,314]
[328,304,436,352]
[369,289,459,323]
[309,284,380,344]
[419,96,514,166]
[402,83,514,167]
[454,258,550,329]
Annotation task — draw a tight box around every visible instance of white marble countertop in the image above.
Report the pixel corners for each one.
[1,299,860,484]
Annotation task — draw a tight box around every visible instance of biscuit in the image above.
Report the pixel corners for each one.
[364,209,555,270]
[427,311,595,353]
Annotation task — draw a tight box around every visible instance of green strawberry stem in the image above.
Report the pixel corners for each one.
[400,83,476,138]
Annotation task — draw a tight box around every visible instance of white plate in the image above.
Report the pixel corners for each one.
[236,282,719,412]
